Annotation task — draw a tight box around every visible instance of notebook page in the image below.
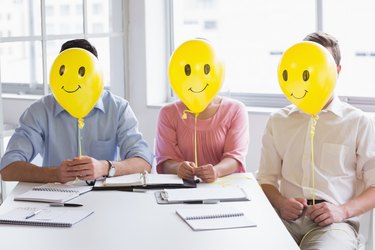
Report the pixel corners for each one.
[176,206,256,231]
[14,183,92,203]
[0,207,94,227]
[165,187,249,202]
[145,174,184,185]
[103,173,143,186]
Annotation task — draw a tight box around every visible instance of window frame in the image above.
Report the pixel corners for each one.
[0,0,126,97]
[167,0,375,112]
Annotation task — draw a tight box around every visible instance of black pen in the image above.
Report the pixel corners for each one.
[183,200,220,204]
[49,203,83,207]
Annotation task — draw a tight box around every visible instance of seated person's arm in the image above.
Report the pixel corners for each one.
[160,159,196,180]
[341,186,375,218]
[114,157,152,175]
[1,156,152,184]
[306,186,375,227]
[195,158,240,183]
[1,161,69,183]
[261,184,307,221]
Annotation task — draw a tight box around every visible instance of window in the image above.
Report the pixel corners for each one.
[171,0,375,111]
[0,0,125,96]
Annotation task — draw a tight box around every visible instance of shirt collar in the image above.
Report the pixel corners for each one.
[53,92,106,117]
[287,95,344,118]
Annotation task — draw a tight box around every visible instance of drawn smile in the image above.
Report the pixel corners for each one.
[62,85,81,93]
[188,84,209,93]
[291,90,308,99]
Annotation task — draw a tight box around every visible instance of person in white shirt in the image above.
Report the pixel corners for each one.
[257,32,375,249]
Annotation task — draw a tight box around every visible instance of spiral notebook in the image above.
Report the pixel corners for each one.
[176,206,256,231]
[14,183,92,203]
[0,207,94,227]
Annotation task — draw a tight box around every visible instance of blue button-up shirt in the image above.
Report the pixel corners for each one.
[0,90,154,170]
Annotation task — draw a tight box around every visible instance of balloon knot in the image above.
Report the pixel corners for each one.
[78,118,85,129]
[181,109,198,120]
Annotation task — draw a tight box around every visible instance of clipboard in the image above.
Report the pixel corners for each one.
[155,187,250,204]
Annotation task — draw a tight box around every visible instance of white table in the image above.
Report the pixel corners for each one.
[0,173,299,250]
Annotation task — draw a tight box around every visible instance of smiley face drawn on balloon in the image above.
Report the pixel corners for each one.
[168,39,224,113]
[278,41,337,115]
[50,48,103,119]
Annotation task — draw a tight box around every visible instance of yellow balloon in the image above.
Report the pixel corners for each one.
[50,48,103,119]
[168,39,224,113]
[277,41,337,115]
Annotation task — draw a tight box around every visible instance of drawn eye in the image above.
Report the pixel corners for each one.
[184,64,191,76]
[204,64,210,75]
[59,65,65,76]
[282,69,288,81]
[78,66,85,77]
[303,70,309,81]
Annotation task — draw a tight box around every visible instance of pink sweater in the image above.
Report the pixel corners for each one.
[155,97,249,173]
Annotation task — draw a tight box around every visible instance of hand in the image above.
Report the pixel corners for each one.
[306,202,347,227]
[277,197,307,221]
[70,155,107,181]
[56,159,77,183]
[177,161,196,180]
[195,164,217,183]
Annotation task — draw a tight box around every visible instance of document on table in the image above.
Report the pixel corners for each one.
[93,173,196,190]
[155,187,250,204]
[176,205,256,231]
[14,183,92,203]
[0,207,94,227]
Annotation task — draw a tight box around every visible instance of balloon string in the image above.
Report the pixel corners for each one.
[310,114,319,206]
[194,113,198,167]
[181,110,199,167]
[74,119,84,184]
[77,118,84,158]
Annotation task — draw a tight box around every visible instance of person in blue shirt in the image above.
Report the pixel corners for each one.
[0,39,153,183]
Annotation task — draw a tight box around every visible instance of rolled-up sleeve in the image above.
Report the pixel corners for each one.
[357,116,375,189]
[117,102,154,165]
[256,117,282,189]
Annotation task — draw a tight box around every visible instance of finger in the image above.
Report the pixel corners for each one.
[295,197,308,207]
[187,162,197,168]
[309,207,325,221]
[313,212,330,224]
[179,165,193,175]
[290,201,305,210]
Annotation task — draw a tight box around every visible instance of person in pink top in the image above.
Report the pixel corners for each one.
[155,96,249,183]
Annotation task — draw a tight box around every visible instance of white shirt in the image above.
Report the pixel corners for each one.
[257,96,375,205]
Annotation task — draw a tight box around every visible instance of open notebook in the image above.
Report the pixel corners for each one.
[176,205,256,231]
[14,183,92,203]
[0,207,94,227]
[93,173,196,190]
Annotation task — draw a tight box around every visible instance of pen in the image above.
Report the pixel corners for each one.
[49,203,83,207]
[183,200,220,204]
[25,209,43,219]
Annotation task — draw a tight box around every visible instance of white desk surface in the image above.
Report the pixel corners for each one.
[0,173,299,250]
